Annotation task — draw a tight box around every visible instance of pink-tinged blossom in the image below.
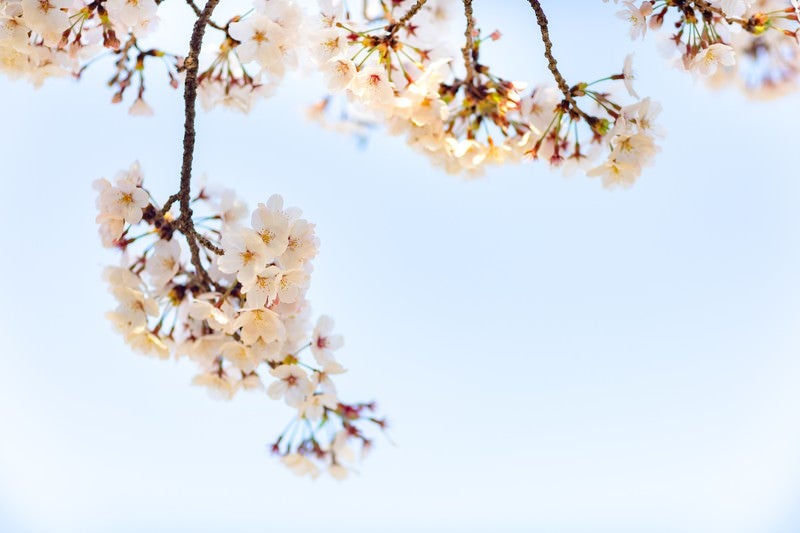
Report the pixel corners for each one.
[311,315,344,367]
[616,1,652,40]
[267,364,313,407]
[692,43,736,76]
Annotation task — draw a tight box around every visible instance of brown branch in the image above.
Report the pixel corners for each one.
[196,232,224,256]
[176,0,222,287]
[387,0,428,37]
[528,0,575,108]
[161,193,179,215]
[184,0,225,31]
[461,0,477,85]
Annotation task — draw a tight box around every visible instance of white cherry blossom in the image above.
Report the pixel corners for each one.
[217,227,270,285]
[311,315,343,367]
[267,364,313,407]
[145,239,181,288]
[692,43,736,77]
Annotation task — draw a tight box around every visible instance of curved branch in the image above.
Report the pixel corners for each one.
[178,0,222,285]
[461,0,477,85]
[388,0,428,37]
[185,0,226,31]
[528,0,575,108]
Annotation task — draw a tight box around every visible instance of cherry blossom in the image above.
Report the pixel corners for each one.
[8,0,800,483]
[95,164,385,478]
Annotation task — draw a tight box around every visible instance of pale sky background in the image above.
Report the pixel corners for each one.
[2,1,800,532]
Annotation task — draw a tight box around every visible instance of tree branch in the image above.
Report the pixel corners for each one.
[461,0,477,85]
[184,0,225,31]
[528,0,575,108]
[387,0,428,37]
[177,0,222,286]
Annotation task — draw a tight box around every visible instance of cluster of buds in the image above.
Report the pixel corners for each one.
[94,162,385,478]
[105,34,182,115]
[612,0,800,98]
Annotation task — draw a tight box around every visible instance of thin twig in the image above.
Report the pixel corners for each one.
[461,0,477,85]
[184,0,226,31]
[161,193,179,215]
[195,232,224,255]
[528,0,575,108]
[388,0,428,37]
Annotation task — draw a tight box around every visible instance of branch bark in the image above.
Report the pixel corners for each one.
[528,0,576,109]
[184,0,225,31]
[388,0,428,37]
[461,0,477,85]
[178,0,222,286]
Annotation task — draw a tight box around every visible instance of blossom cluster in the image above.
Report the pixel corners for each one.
[0,0,170,102]
[197,0,306,112]
[303,0,662,185]
[1,0,663,185]
[94,162,385,479]
[611,0,800,98]
[585,94,662,187]
[3,0,798,179]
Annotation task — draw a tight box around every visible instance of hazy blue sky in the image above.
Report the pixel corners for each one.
[2,2,800,532]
